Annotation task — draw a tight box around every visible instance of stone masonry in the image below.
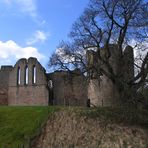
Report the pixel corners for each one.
[87,45,134,107]
[0,66,13,105]
[8,57,49,105]
[0,44,134,107]
[0,57,88,106]
[48,69,88,106]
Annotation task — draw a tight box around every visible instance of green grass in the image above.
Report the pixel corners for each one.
[79,107,148,127]
[0,106,147,147]
[0,106,56,148]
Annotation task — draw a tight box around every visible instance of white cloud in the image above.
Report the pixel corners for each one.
[128,39,148,58]
[17,0,37,18]
[0,0,47,26]
[0,40,45,65]
[2,0,36,16]
[55,47,65,55]
[55,48,75,63]
[26,30,49,45]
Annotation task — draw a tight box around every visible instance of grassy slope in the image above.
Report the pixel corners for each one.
[0,106,148,147]
[0,106,56,148]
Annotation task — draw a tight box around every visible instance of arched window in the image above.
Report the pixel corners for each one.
[24,66,28,85]
[32,65,36,84]
[48,80,53,89]
[17,66,21,85]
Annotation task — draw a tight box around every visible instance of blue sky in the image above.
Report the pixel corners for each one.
[0,0,89,69]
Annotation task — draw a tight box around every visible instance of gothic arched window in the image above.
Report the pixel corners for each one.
[17,66,21,85]
[24,66,28,85]
[32,65,36,84]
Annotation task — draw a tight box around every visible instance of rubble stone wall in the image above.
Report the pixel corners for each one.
[0,66,13,105]
[87,45,134,107]
[49,71,88,106]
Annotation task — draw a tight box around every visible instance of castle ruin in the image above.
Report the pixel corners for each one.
[0,45,134,107]
[0,57,88,106]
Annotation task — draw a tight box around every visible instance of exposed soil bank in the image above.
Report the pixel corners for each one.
[32,109,148,148]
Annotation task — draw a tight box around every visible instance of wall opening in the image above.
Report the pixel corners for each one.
[49,80,53,89]
[24,66,28,85]
[48,79,54,105]
[32,65,36,84]
[17,66,21,85]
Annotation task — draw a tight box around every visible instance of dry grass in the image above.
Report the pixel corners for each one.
[33,107,148,148]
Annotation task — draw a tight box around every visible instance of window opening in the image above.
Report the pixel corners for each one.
[25,66,28,85]
[17,66,21,85]
[32,66,36,84]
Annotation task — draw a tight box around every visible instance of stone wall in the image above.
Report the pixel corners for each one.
[123,46,134,81]
[0,58,88,106]
[0,45,134,107]
[8,57,49,105]
[49,70,88,106]
[0,66,13,105]
[87,45,134,107]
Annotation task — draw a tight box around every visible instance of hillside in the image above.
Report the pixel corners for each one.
[33,107,148,148]
[0,106,56,148]
[0,106,148,147]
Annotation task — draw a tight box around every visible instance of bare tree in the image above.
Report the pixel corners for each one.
[49,41,88,75]
[49,0,148,104]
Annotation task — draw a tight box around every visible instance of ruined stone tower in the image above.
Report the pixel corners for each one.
[87,44,134,107]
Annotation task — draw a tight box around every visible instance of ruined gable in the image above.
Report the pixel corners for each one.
[8,57,49,105]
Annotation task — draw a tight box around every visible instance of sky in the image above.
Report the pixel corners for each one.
[0,0,89,69]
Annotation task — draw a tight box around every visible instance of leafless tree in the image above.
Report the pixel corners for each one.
[49,0,148,104]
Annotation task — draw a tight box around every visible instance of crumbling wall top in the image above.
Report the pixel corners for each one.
[0,66,13,71]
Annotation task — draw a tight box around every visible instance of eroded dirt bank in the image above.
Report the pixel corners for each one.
[32,109,148,148]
